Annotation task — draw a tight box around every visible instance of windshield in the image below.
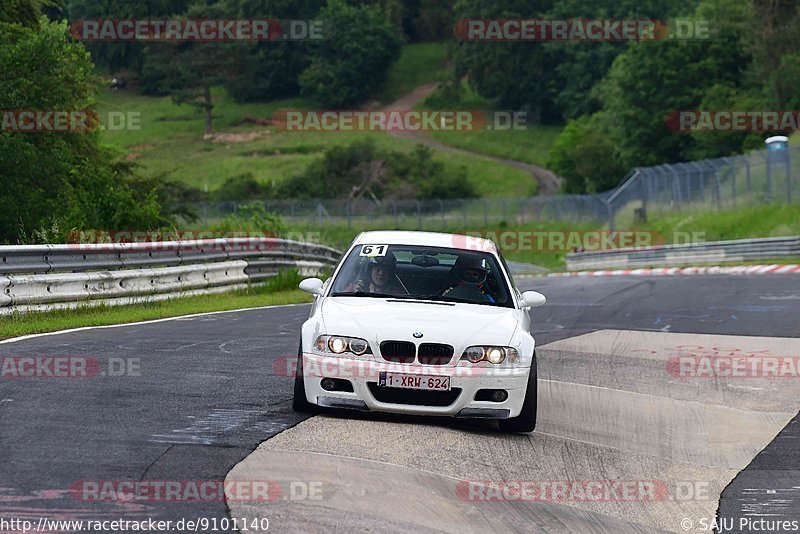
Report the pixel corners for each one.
[330,244,513,307]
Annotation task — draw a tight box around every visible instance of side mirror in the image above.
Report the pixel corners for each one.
[520,291,546,308]
[299,277,324,296]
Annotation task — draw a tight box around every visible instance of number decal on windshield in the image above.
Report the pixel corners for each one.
[359,245,388,257]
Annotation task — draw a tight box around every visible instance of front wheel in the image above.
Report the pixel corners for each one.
[498,353,537,433]
[292,343,316,413]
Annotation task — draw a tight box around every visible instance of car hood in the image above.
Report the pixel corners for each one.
[320,296,519,348]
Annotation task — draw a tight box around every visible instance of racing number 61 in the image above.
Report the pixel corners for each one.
[360,245,388,257]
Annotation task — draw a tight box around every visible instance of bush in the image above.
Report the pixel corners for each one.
[0,15,168,244]
[277,139,476,200]
[299,0,403,106]
[213,173,274,202]
[215,202,287,237]
[548,113,625,194]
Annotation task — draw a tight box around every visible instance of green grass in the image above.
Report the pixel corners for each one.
[98,86,534,196]
[289,202,800,272]
[376,42,450,104]
[427,125,563,168]
[630,203,800,242]
[414,78,563,167]
[0,286,312,340]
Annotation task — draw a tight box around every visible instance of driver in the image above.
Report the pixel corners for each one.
[345,253,407,295]
[441,255,496,302]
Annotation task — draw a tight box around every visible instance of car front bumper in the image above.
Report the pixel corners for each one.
[301,353,531,418]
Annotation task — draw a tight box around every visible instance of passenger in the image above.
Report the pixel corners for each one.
[345,253,406,295]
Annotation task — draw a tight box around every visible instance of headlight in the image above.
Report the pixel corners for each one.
[314,335,372,356]
[329,337,347,354]
[486,347,505,364]
[461,346,520,365]
[463,346,485,363]
[348,338,369,355]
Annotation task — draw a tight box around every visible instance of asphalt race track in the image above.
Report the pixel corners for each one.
[1,275,799,533]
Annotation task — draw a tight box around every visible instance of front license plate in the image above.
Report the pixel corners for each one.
[378,372,451,391]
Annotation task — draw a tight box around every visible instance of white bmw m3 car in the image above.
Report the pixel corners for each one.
[293,230,546,432]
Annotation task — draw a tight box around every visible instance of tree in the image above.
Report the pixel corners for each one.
[543,0,696,120]
[745,0,800,109]
[65,0,191,73]
[0,3,166,243]
[140,2,236,135]
[596,0,752,167]
[452,0,557,122]
[219,0,325,102]
[299,0,403,107]
[548,113,625,193]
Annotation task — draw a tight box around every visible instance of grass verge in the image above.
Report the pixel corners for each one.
[98,88,534,196]
[289,203,800,272]
[376,42,450,104]
[0,284,312,340]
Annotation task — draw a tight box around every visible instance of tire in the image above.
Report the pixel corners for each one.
[292,342,317,413]
[498,353,537,433]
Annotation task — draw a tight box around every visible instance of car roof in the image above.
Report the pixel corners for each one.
[352,230,497,253]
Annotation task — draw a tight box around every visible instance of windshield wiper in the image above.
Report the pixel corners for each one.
[331,291,402,298]
[409,293,496,305]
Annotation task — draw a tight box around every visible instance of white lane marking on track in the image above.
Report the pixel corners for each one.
[218,341,236,354]
[0,303,310,346]
[728,385,766,391]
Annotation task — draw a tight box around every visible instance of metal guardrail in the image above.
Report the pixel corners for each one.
[0,238,341,314]
[566,236,800,271]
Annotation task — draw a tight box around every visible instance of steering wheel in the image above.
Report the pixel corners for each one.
[441,284,490,302]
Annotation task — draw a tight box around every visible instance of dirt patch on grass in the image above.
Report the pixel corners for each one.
[203,131,271,143]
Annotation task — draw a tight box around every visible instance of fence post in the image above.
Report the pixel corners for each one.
[670,168,682,209]
[766,156,773,201]
[416,200,422,230]
[606,199,615,231]
[787,148,792,204]
[699,170,705,202]
[743,156,752,193]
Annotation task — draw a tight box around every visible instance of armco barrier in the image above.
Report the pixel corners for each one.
[566,236,800,271]
[0,238,341,314]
